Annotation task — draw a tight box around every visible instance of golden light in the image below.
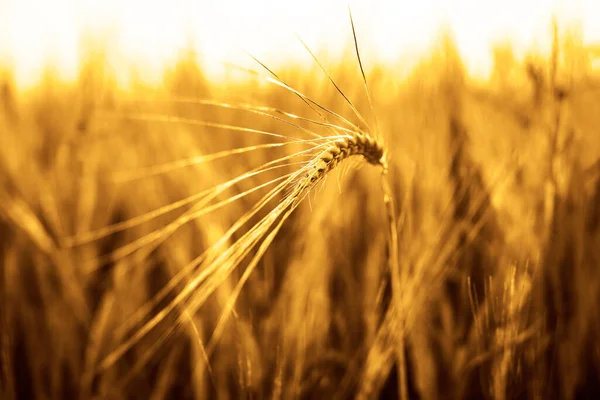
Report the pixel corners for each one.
[1,0,599,88]
[4,1,600,399]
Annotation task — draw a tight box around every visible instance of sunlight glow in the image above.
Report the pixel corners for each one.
[1,0,599,87]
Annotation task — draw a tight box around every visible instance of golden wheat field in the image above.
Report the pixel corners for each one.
[2,2,600,399]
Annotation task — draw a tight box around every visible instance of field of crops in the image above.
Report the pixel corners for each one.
[1,20,600,399]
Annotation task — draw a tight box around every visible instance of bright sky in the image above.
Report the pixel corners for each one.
[1,0,599,88]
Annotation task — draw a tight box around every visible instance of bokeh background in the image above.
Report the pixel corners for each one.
[2,1,600,399]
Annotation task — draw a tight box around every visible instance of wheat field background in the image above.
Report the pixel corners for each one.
[2,4,600,399]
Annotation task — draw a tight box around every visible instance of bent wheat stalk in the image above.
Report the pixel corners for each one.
[97,9,405,398]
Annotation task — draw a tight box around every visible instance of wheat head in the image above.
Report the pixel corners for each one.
[297,133,386,195]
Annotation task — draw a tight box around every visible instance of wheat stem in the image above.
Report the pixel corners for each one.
[380,167,408,400]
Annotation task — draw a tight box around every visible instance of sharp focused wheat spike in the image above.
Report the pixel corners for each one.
[89,11,395,392]
[297,133,385,193]
[93,50,391,388]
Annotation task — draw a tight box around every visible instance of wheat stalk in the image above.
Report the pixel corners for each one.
[90,9,407,397]
[97,72,394,398]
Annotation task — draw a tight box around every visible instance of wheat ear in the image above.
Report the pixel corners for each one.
[96,12,392,389]
[297,133,386,194]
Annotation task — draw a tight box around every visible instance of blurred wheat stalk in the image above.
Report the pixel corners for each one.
[2,12,600,400]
